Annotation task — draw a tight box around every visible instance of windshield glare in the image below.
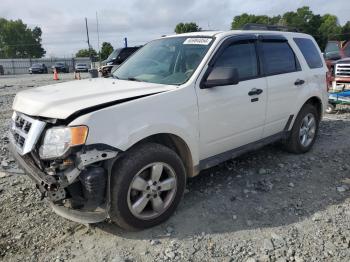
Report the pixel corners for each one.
[113,37,213,85]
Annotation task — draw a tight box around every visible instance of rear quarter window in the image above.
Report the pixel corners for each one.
[294,38,323,69]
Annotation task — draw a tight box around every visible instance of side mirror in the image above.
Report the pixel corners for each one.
[116,56,122,63]
[201,67,239,89]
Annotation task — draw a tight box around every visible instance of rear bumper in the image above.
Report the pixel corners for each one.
[8,141,108,224]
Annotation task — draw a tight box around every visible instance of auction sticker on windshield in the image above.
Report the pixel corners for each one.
[183,38,212,45]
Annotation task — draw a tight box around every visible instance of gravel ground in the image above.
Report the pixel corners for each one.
[1,74,350,262]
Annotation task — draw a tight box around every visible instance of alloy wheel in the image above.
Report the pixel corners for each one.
[299,113,316,147]
[127,162,177,220]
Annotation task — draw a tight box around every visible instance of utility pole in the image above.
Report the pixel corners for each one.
[124,37,128,48]
[96,12,101,63]
[85,17,92,66]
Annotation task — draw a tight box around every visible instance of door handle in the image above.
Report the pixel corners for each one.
[248,88,263,96]
[294,79,305,86]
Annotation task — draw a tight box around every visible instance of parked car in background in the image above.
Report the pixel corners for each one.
[99,46,141,77]
[75,63,89,72]
[52,62,69,73]
[324,40,350,91]
[10,30,327,230]
[29,63,48,74]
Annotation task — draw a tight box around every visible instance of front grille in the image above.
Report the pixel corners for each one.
[13,133,25,148]
[335,63,350,77]
[10,112,46,155]
[14,115,32,133]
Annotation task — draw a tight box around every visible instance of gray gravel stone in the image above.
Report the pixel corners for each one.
[336,185,349,192]
[262,239,274,251]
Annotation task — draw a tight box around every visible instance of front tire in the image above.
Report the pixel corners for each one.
[284,103,319,154]
[110,143,186,230]
[326,103,336,114]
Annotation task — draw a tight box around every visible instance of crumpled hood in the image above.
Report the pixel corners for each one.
[13,78,176,119]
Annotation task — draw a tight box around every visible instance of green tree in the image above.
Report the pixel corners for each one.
[76,48,97,57]
[341,21,350,41]
[100,42,113,60]
[282,7,315,33]
[0,18,45,58]
[318,14,342,49]
[175,22,201,34]
[229,6,349,50]
[231,13,281,29]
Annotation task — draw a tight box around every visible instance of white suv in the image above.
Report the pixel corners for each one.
[10,30,327,230]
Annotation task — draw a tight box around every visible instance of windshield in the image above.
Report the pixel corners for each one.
[32,64,41,67]
[112,37,213,85]
[325,42,341,60]
[106,49,121,61]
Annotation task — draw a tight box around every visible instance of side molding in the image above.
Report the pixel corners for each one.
[198,132,286,171]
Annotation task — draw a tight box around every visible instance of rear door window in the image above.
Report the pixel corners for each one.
[259,41,299,76]
[214,41,258,81]
[294,38,323,69]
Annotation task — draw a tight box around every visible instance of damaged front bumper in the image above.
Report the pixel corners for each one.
[9,141,118,224]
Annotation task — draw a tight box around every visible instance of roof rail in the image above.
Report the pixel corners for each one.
[242,23,299,32]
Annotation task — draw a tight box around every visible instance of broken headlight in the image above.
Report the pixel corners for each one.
[39,126,88,159]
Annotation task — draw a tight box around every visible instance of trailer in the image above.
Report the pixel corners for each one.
[327,90,350,113]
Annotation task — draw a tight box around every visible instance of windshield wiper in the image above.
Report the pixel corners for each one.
[127,77,142,82]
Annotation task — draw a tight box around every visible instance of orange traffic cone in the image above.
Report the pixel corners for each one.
[74,71,81,80]
[53,68,59,80]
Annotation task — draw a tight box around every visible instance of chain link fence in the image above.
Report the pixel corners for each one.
[0,57,92,75]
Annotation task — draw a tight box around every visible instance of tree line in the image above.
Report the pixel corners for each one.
[175,6,350,50]
[75,42,114,60]
[1,6,349,59]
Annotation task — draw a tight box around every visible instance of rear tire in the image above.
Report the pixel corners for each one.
[110,143,186,230]
[284,103,319,154]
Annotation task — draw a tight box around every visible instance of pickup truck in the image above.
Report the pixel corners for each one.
[324,40,350,91]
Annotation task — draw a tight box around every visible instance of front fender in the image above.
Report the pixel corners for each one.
[69,86,200,166]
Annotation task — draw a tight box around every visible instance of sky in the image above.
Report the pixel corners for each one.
[1,0,350,57]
